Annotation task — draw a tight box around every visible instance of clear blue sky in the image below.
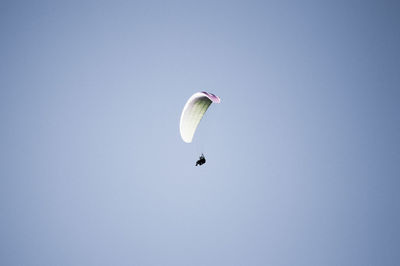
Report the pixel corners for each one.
[1,1,399,265]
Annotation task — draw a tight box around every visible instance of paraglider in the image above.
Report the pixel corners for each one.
[196,153,206,166]
[179,91,220,166]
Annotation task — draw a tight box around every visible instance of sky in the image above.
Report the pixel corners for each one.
[1,0,400,265]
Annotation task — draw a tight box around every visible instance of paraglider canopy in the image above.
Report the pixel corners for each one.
[179,92,220,143]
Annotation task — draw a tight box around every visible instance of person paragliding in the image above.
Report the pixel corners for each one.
[179,91,220,166]
[196,153,206,166]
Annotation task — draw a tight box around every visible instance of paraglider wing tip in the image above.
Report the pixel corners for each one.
[182,138,192,143]
[201,91,221,103]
